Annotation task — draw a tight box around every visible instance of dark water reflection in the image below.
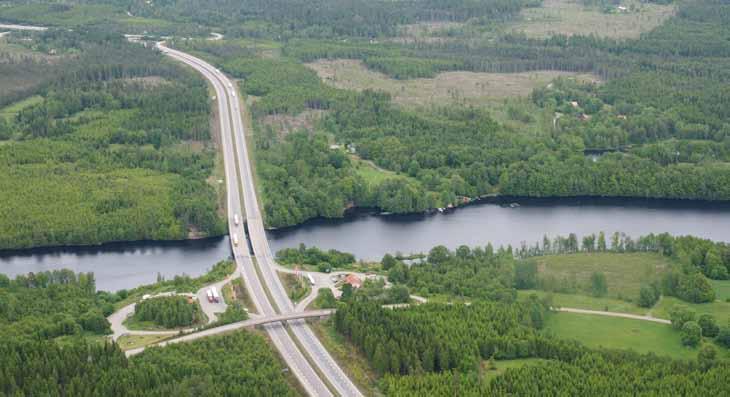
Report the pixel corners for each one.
[2,198,729,291]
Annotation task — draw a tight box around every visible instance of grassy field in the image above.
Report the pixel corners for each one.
[277,271,311,303]
[533,252,671,301]
[223,278,258,314]
[711,279,730,302]
[652,296,730,325]
[482,358,550,382]
[518,289,648,315]
[116,334,171,351]
[306,59,596,108]
[512,0,675,39]
[543,311,709,360]
[0,95,42,121]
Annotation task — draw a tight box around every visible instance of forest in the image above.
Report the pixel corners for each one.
[0,269,294,396]
[0,269,114,341]
[162,0,730,228]
[0,28,224,250]
[0,330,296,396]
[336,301,730,395]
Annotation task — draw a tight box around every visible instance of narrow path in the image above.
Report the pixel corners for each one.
[556,307,671,324]
[108,271,240,341]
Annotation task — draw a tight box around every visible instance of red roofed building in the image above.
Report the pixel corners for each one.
[344,274,362,289]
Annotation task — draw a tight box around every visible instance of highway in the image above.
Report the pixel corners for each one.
[158,43,360,397]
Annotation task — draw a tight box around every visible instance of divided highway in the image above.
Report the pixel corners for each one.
[159,43,361,397]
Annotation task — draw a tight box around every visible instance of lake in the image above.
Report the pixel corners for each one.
[2,198,728,291]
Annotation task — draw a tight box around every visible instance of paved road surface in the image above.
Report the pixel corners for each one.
[159,43,344,397]
[0,23,47,31]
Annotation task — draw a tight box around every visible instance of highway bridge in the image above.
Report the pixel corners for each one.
[159,43,361,397]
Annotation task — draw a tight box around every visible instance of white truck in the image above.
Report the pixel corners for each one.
[206,289,214,303]
[307,274,315,286]
[211,286,220,303]
[234,213,240,226]
[232,233,239,246]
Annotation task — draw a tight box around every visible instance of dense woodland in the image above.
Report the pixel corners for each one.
[170,0,730,228]
[0,29,224,250]
[133,295,202,328]
[0,270,114,341]
[337,302,730,395]
[0,330,295,396]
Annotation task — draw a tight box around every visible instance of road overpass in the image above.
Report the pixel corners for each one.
[125,309,336,357]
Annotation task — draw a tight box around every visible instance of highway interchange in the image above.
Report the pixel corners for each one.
[158,43,361,397]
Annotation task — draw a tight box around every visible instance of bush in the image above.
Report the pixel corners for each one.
[698,314,719,338]
[638,284,660,308]
[680,321,702,347]
[590,272,608,297]
[669,305,696,330]
[716,327,730,348]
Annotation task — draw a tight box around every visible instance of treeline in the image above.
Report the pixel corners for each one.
[384,232,726,306]
[0,28,225,250]
[336,302,730,396]
[128,0,537,38]
[277,243,355,272]
[133,295,202,328]
[334,300,549,375]
[0,269,114,341]
[0,331,296,396]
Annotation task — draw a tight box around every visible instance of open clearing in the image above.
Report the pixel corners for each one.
[518,289,648,315]
[545,312,698,360]
[306,59,596,108]
[710,279,730,301]
[0,95,42,120]
[533,252,670,301]
[512,0,675,39]
[652,296,730,325]
[117,334,171,351]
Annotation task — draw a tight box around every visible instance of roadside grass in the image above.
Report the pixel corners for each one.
[223,277,258,314]
[517,289,648,316]
[652,296,730,325]
[116,334,172,351]
[543,311,703,360]
[533,252,671,301]
[710,279,730,302]
[511,0,675,39]
[309,319,380,396]
[306,59,596,108]
[0,95,42,120]
[277,271,311,304]
[482,358,550,382]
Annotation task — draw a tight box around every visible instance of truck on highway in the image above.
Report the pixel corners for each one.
[234,213,240,226]
[211,286,220,303]
[232,233,239,246]
[307,274,315,286]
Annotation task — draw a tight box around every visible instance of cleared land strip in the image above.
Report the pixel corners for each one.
[556,307,671,324]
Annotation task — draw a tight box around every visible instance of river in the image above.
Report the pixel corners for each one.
[1,198,728,291]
